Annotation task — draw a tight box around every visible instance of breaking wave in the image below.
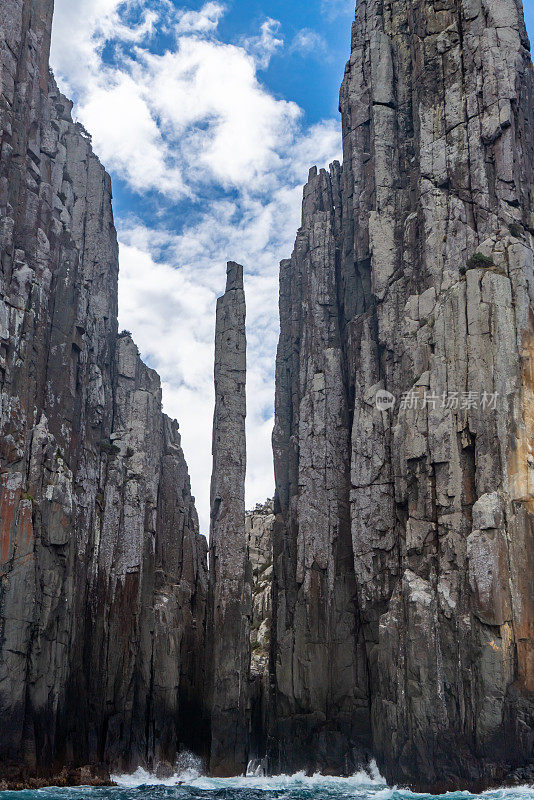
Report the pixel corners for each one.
[112,755,386,791]
[1,753,532,800]
[110,753,533,800]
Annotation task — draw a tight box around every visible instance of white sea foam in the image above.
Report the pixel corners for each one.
[112,751,204,787]
[112,754,387,791]
[111,754,534,798]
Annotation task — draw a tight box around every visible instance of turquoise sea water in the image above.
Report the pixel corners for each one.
[0,763,533,800]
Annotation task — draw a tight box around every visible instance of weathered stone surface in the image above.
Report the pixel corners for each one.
[0,0,207,779]
[272,0,534,790]
[81,336,208,773]
[208,262,251,776]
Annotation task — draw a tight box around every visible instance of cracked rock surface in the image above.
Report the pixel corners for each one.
[0,0,207,779]
[271,0,534,790]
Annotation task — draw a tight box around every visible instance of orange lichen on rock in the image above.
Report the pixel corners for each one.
[0,473,22,567]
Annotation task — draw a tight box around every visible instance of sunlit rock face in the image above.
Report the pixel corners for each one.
[0,0,207,779]
[271,0,534,790]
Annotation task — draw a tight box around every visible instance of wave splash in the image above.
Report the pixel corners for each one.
[112,753,386,790]
[112,751,203,787]
[111,754,534,799]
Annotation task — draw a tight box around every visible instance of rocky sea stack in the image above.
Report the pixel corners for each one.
[208,262,250,777]
[0,0,533,793]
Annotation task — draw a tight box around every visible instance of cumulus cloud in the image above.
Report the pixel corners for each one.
[50,1,342,532]
[78,69,188,196]
[137,39,300,188]
[51,0,163,94]
[53,2,299,196]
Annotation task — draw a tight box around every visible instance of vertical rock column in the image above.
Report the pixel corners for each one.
[209,262,251,776]
[338,0,534,788]
[271,167,371,774]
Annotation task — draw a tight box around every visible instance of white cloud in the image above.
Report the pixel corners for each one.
[136,39,300,188]
[51,0,162,95]
[241,18,284,69]
[78,69,188,196]
[290,28,327,56]
[50,1,342,533]
[175,2,226,35]
[53,3,300,196]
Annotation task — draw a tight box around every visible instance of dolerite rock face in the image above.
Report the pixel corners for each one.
[272,0,534,791]
[208,262,251,776]
[0,0,207,779]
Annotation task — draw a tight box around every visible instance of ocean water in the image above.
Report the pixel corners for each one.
[0,758,532,800]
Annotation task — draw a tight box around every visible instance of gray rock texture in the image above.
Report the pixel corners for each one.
[272,0,534,791]
[0,0,207,780]
[208,262,251,776]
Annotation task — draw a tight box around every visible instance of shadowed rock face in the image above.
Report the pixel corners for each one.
[208,262,251,777]
[0,0,207,779]
[272,0,534,791]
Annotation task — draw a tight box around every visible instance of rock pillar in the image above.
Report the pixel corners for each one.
[209,262,251,776]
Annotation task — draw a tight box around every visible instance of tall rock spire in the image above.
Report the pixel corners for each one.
[272,0,534,790]
[208,262,251,776]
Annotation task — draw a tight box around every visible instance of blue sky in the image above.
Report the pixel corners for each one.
[527,3,534,40]
[50,0,534,533]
